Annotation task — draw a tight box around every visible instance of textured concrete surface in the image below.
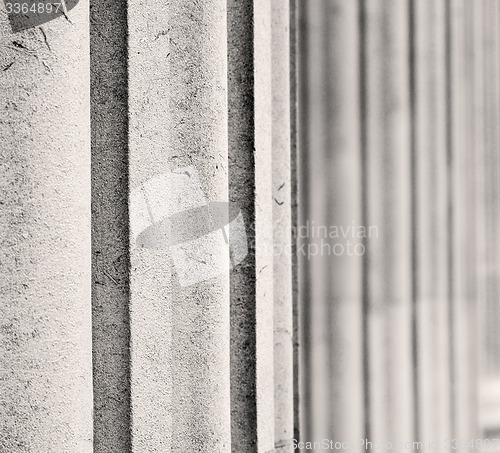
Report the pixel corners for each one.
[363,0,414,444]
[272,1,293,451]
[128,0,231,451]
[90,0,131,450]
[0,1,93,451]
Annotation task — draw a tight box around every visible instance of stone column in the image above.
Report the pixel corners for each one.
[413,0,451,449]
[128,0,231,451]
[272,0,294,450]
[362,0,414,444]
[0,2,92,451]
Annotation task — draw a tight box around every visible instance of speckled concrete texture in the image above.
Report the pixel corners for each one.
[0,2,92,451]
[128,0,231,451]
[90,0,131,451]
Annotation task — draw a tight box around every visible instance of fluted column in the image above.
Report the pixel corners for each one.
[272,0,294,450]
[448,0,478,444]
[128,0,231,451]
[413,0,451,449]
[477,0,500,436]
[362,0,414,444]
[228,0,276,451]
[0,3,92,451]
[324,0,364,444]
[298,0,331,441]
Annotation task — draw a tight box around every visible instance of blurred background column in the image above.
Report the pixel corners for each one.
[412,0,451,450]
[448,0,479,445]
[362,0,414,445]
[298,0,364,444]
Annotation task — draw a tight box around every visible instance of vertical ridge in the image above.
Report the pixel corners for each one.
[91,0,131,450]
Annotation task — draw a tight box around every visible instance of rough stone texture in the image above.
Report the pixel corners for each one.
[128,0,231,451]
[363,0,414,444]
[0,2,92,451]
[90,0,131,451]
[227,0,258,449]
[413,0,451,449]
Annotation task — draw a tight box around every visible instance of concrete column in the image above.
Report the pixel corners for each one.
[463,0,480,438]
[298,0,331,441]
[474,0,487,381]
[412,0,451,449]
[128,0,231,451]
[228,0,276,451]
[476,1,500,438]
[362,0,414,444]
[477,0,500,435]
[324,0,364,444]
[481,0,500,378]
[448,0,478,444]
[0,2,92,451]
[299,0,364,443]
[272,0,294,450]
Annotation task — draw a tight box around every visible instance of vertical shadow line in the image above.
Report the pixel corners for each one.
[444,0,456,439]
[297,0,313,441]
[290,0,301,445]
[358,0,371,442]
[90,0,132,450]
[408,0,420,444]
